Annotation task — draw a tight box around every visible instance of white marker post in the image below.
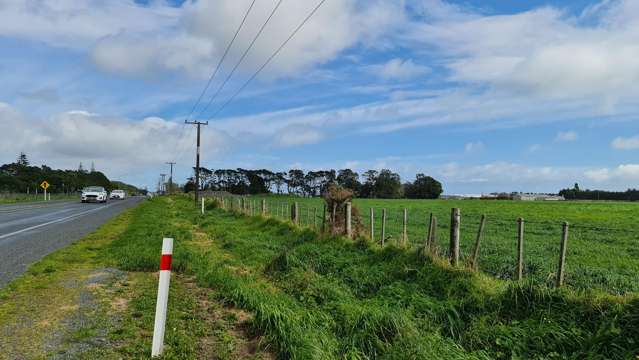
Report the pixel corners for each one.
[44,188,47,202]
[201,197,205,215]
[151,237,173,357]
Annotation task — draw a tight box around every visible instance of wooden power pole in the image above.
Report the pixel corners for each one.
[185,121,208,206]
[165,162,175,194]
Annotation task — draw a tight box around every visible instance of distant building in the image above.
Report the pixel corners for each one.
[512,194,565,201]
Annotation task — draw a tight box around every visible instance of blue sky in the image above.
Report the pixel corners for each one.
[1,0,638,194]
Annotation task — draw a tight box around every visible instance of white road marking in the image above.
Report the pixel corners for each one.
[0,201,122,240]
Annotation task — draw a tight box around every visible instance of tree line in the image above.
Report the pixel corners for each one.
[0,153,142,194]
[559,183,639,201]
[185,167,443,199]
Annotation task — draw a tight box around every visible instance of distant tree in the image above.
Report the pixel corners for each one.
[336,169,361,195]
[274,172,287,194]
[374,169,402,198]
[78,162,86,174]
[360,170,378,198]
[574,183,580,191]
[404,174,443,199]
[287,169,305,195]
[16,152,29,166]
[90,162,96,173]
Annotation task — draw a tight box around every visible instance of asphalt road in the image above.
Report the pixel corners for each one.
[0,197,144,288]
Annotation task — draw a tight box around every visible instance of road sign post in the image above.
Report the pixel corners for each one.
[40,181,50,201]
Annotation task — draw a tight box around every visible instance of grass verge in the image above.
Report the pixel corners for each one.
[107,196,638,359]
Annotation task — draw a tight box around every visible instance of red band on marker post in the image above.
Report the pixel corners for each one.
[159,254,172,271]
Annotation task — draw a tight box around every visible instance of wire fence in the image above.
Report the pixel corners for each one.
[209,196,639,295]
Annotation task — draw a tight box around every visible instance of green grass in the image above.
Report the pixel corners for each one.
[111,196,639,359]
[0,198,273,359]
[0,192,77,204]
[245,196,639,295]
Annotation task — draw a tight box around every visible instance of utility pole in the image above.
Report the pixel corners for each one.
[185,120,208,206]
[165,162,175,194]
[160,174,167,194]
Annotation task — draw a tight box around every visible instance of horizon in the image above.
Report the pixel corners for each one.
[2,0,639,193]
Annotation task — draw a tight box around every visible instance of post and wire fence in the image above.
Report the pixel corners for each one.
[201,195,639,295]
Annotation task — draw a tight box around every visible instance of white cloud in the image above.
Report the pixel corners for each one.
[555,131,578,142]
[408,0,639,105]
[464,141,485,152]
[371,58,431,81]
[585,164,639,182]
[611,135,639,150]
[273,124,323,147]
[0,102,230,179]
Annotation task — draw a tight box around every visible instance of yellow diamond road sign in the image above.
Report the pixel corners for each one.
[40,181,50,190]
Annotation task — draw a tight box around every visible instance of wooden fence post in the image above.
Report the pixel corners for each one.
[345,202,352,238]
[261,199,266,215]
[557,222,569,288]
[449,208,460,266]
[322,204,327,233]
[291,202,299,224]
[470,214,486,270]
[402,208,408,245]
[381,208,387,246]
[369,208,374,240]
[313,207,317,229]
[425,213,433,255]
[429,215,437,252]
[517,217,524,281]
[331,203,337,234]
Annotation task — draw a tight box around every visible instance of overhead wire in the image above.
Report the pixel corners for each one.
[195,0,285,120]
[184,0,257,122]
[207,0,328,119]
[170,0,258,168]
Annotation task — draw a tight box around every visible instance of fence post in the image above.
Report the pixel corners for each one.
[313,207,317,229]
[449,208,460,266]
[331,203,337,234]
[322,203,327,233]
[517,217,525,281]
[470,214,486,270]
[402,208,408,245]
[381,208,387,246]
[345,202,352,238]
[291,202,299,225]
[261,199,266,215]
[430,215,437,252]
[557,222,569,287]
[151,237,173,357]
[369,208,374,240]
[424,213,433,255]
[201,197,205,215]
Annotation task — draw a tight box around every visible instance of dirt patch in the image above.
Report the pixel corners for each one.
[180,276,275,360]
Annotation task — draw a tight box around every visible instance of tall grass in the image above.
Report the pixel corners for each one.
[108,197,639,359]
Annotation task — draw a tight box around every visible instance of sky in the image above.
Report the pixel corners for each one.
[1,0,638,194]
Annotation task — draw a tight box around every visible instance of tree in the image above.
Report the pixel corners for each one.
[360,170,378,198]
[16,152,29,166]
[90,162,96,173]
[374,169,402,198]
[287,169,305,195]
[336,169,361,194]
[404,174,443,199]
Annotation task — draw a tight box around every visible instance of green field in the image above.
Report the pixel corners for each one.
[235,196,639,295]
[115,196,638,359]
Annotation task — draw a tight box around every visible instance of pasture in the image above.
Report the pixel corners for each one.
[249,196,639,294]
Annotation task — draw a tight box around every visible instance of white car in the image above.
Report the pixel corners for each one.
[81,186,108,203]
[110,190,126,200]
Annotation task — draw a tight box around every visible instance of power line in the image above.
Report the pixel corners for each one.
[184,0,257,122]
[208,0,328,119]
[171,0,257,166]
[196,0,285,120]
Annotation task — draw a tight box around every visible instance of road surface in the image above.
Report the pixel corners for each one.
[0,197,143,288]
